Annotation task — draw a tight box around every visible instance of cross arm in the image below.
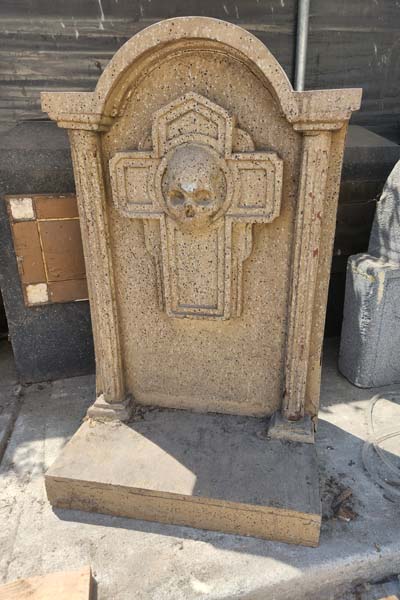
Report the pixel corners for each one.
[227,152,283,222]
[109,152,161,219]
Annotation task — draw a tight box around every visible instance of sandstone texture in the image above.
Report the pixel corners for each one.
[42,16,361,421]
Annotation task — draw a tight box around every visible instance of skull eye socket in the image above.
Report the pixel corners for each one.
[169,190,185,206]
[195,190,212,206]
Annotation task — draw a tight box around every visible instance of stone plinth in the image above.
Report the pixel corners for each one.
[41,17,361,542]
[46,410,321,546]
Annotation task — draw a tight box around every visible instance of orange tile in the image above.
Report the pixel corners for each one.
[48,279,88,303]
[12,221,46,284]
[34,194,79,219]
[38,219,86,282]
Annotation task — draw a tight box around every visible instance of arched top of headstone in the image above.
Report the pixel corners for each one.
[41,17,361,132]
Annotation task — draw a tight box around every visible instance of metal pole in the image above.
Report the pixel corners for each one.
[294,0,310,91]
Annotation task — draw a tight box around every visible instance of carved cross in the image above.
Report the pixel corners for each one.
[110,92,283,320]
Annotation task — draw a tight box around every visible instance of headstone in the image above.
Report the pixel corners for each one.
[41,17,361,545]
[339,160,400,387]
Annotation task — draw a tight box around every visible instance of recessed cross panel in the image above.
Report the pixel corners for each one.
[109,92,283,320]
[110,154,160,218]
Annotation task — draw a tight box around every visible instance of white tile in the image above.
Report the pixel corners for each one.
[26,283,48,305]
[9,197,35,221]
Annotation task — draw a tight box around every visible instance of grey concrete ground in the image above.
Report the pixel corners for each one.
[0,339,400,600]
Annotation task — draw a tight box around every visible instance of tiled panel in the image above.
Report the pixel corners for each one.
[5,194,88,307]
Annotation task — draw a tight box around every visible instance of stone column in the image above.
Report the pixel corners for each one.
[284,130,331,420]
[69,129,131,421]
[268,129,332,441]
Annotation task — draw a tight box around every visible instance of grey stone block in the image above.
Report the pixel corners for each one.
[339,255,400,387]
[339,159,400,387]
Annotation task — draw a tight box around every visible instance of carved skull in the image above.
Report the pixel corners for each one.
[162,143,227,229]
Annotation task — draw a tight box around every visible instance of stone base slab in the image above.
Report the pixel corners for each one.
[46,409,321,546]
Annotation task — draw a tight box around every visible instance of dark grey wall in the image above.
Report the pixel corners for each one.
[1,1,399,141]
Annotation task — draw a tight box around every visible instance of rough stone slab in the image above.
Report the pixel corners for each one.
[46,410,321,547]
[0,566,93,599]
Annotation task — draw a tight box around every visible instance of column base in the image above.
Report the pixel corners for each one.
[267,411,315,444]
[86,394,133,422]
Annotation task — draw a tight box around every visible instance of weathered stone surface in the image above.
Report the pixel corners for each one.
[41,17,360,541]
[339,161,400,387]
